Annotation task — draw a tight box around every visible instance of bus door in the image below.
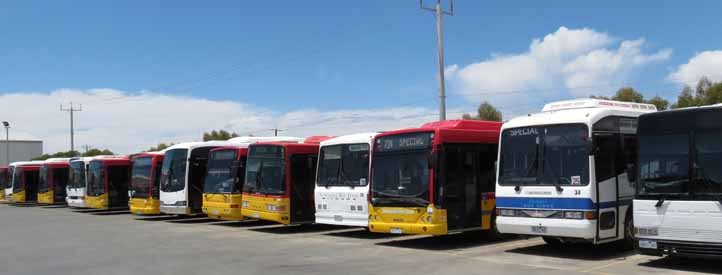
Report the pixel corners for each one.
[593,132,620,241]
[107,165,130,208]
[290,154,318,223]
[53,167,69,202]
[25,170,39,202]
[189,148,212,211]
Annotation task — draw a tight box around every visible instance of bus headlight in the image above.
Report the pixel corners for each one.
[242,201,249,208]
[174,200,187,206]
[499,209,516,217]
[266,205,286,212]
[563,211,584,219]
[636,227,658,236]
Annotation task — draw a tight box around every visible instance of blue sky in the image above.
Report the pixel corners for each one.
[1,1,722,153]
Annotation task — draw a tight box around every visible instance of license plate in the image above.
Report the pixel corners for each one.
[212,210,219,215]
[334,215,343,222]
[531,226,547,233]
[252,212,260,218]
[639,239,657,249]
[390,228,403,234]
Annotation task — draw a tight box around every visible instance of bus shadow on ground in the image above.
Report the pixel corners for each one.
[638,256,721,273]
[11,203,42,207]
[92,210,131,216]
[506,242,636,261]
[41,204,68,209]
[73,209,126,214]
[212,219,277,228]
[135,215,196,222]
[167,217,221,224]
[325,228,402,240]
[249,224,348,234]
[376,232,517,251]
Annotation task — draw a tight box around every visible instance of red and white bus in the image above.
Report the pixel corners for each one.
[38,158,71,204]
[241,136,333,225]
[11,161,45,203]
[85,156,131,210]
[368,120,502,235]
[129,152,165,215]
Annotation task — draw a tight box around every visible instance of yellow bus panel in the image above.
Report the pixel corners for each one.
[203,193,244,221]
[85,193,109,209]
[241,194,291,225]
[12,191,26,203]
[368,204,448,235]
[130,198,160,215]
[37,191,54,204]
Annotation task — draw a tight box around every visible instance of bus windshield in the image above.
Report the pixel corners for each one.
[638,134,690,195]
[0,170,6,189]
[204,150,241,194]
[6,166,14,189]
[12,167,23,192]
[131,157,153,199]
[693,131,722,195]
[499,124,590,186]
[160,149,188,193]
[38,165,51,193]
[69,161,86,189]
[87,161,105,196]
[243,146,285,196]
[317,143,370,187]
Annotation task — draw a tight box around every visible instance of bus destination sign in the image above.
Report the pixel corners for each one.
[376,132,432,152]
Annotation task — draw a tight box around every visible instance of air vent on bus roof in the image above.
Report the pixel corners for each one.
[542,99,657,112]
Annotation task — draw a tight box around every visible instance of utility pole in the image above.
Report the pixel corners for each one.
[2,121,9,166]
[420,0,454,121]
[60,103,82,154]
[82,145,90,155]
[269,128,283,137]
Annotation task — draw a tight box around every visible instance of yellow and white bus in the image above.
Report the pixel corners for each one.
[129,152,164,215]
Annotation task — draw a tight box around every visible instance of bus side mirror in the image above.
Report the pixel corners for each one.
[627,165,636,183]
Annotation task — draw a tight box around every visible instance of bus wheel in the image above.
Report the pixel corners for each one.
[618,212,635,250]
[542,237,563,248]
[484,213,504,240]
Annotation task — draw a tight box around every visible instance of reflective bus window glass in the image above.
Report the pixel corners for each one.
[638,134,689,194]
[131,157,153,199]
[160,149,188,193]
[694,131,722,194]
[204,150,238,194]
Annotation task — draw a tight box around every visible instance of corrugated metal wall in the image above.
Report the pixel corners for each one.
[0,140,43,164]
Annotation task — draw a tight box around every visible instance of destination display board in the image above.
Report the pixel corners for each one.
[375,132,433,152]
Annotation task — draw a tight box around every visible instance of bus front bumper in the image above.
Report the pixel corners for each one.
[130,198,161,215]
[66,197,86,208]
[315,212,368,227]
[37,191,54,204]
[160,205,192,215]
[369,220,447,235]
[85,195,109,209]
[637,238,722,258]
[496,216,596,239]
[241,208,290,225]
[203,203,243,221]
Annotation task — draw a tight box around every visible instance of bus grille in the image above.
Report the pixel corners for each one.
[659,228,722,243]
[658,240,722,257]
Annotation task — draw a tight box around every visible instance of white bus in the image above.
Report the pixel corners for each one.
[66,157,94,208]
[634,104,722,257]
[314,133,378,227]
[4,161,44,201]
[495,99,656,246]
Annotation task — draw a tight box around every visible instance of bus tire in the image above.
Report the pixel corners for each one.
[483,212,504,240]
[542,237,563,248]
[618,209,635,250]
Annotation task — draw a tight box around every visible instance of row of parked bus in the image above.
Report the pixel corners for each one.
[1,98,721,259]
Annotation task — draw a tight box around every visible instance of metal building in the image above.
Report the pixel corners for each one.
[0,140,43,165]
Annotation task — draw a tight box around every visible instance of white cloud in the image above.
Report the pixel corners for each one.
[0,89,453,155]
[667,50,722,84]
[446,26,671,113]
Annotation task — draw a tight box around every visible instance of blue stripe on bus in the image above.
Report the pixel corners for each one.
[497,197,632,210]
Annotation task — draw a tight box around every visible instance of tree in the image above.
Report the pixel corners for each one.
[672,85,697,108]
[203,129,239,141]
[83,148,114,157]
[611,87,645,103]
[463,101,502,122]
[696,76,713,99]
[31,151,81,161]
[646,95,670,111]
[147,143,173,152]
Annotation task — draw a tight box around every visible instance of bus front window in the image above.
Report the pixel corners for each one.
[131,157,153,199]
[69,162,85,189]
[499,124,590,186]
[38,165,51,193]
[244,146,285,196]
[0,170,6,189]
[318,144,370,187]
[371,151,430,207]
[638,134,689,195]
[693,131,722,195]
[87,162,105,196]
[204,150,240,194]
[12,168,23,192]
[160,149,188,193]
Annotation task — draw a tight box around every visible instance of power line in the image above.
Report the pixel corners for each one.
[60,102,82,154]
[421,0,454,121]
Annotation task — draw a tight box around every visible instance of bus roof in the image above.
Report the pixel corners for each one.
[320,132,379,147]
[10,160,45,167]
[376,120,502,144]
[639,104,722,134]
[44,158,71,163]
[69,157,94,164]
[504,98,657,130]
[227,136,304,144]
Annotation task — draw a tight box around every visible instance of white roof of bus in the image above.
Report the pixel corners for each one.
[503,98,657,130]
[164,137,305,152]
[90,155,128,160]
[9,160,45,167]
[44,158,71,163]
[227,136,304,144]
[69,157,94,164]
[320,132,379,147]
